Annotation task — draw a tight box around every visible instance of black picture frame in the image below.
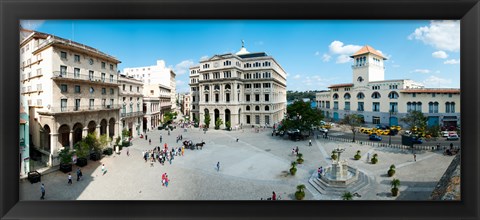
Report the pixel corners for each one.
[1,0,479,219]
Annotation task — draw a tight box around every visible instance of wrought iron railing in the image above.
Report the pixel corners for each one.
[52,71,117,84]
[45,104,121,113]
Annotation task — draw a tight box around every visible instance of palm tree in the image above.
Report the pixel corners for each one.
[296,153,304,164]
[295,184,306,200]
[391,178,401,196]
[296,184,306,193]
[342,191,353,200]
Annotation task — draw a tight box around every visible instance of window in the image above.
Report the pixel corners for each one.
[110,64,114,70]
[225,84,231,90]
[89,99,94,110]
[130,85,132,91]
[265,106,270,111]
[214,85,220,90]
[226,93,230,102]
[74,54,80,63]
[89,71,94,80]
[264,94,270,102]
[390,102,398,112]
[254,83,261,88]
[255,106,260,111]
[372,92,381,99]
[60,51,67,60]
[255,115,260,124]
[432,93,436,97]
[449,94,453,98]
[204,94,209,102]
[215,94,219,102]
[245,84,252,89]
[61,99,67,112]
[61,84,68,93]
[388,91,399,99]
[36,68,42,76]
[246,94,250,102]
[333,93,339,100]
[101,73,106,82]
[110,88,114,94]
[192,96,196,102]
[246,106,251,111]
[446,102,455,113]
[246,115,251,124]
[213,72,220,79]
[412,93,416,97]
[333,101,338,110]
[429,102,439,113]
[36,99,42,106]
[74,68,80,78]
[101,62,106,69]
[255,94,260,102]
[357,102,364,111]
[373,102,380,112]
[110,74,114,82]
[204,85,209,91]
[202,63,210,69]
[36,84,42,91]
[357,92,365,99]
[137,86,139,92]
[224,71,231,78]
[372,85,380,90]
[75,99,80,111]
[344,102,350,110]
[344,88,351,91]
[123,84,126,91]
[326,101,330,109]
[344,93,351,99]
[60,66,67,77]
[263,83,271,88]
[102,88,106,94]
[75,85,81,93]
[265,115,270,125]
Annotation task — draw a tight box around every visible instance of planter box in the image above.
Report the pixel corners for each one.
[59,163,72,173]
[76,157,88,167]
[27,171,41,184]
[103,148,113,155]
[90,152,101,161]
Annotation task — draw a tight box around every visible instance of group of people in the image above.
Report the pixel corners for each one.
[176,134,184,143]
[161,172,170,187]
[317,166,324,178]
[67,168,84,185]
[291,146,300,156]
[142,143,185,166]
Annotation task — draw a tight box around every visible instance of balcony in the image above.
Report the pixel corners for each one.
[38,104,121,115]
[52,71,117,85]
[121,111,145,118]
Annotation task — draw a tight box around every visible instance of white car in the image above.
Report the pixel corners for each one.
[441,131,449,137]
[319,128,328,133]
[404,130,412,135]
[447,134,459,141]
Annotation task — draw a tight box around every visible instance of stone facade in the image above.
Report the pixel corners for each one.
[118,75,144,138]
[189,44,287,129]
[20,29,121,166]
[316,45,460,128]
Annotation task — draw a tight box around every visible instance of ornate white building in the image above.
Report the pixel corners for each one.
[316,45,460,128]
[118,74,144,137]
[20,29,121,166]
[189,43,287,128]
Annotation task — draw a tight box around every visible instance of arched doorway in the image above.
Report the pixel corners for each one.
[238,109,241,124]
[143,117,147,132]
[72,123,83,145]
[58,124,70,148]
[109,118,116,138]
[42,125,51,152]
[225,109,231,125]
[214,109,220,124]
[100,119,107,135]
[87,121,97,134]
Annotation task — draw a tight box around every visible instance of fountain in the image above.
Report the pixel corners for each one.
[319,148,360,186]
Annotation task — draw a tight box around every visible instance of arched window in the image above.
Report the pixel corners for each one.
[255,106,260,111]
[371,92,381,99]
[214,85,220,90]
[333,93,339,100]
[204,85,209,90]
[225,84,231,90]
[246,106,250,111]
[407,102,412,111]
[388,91,399,99]
[344,93,351,100]
[357,92,365,99]
[265,106,270,111]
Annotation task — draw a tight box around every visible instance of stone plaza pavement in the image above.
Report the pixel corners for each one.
[20,125,455,200]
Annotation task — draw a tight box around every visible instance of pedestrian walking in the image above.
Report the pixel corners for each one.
[40,183,45,200]
[127,148,130,156]
[102,164,107,175]
[295,146,299,155]
[236,138,239,142]
[68,173,72,185]
[162,173,166,186]
[165,176,169,187]
[168,130,170,136]
[216,161,220,172]
[160,135,163,143]
[291,148,295,156]
[181,146,185,156]
[317,167,321,178]
[145,134,148,140]
[413,153,417,162]
[149,139,151,145]
[272,191,276,200]
[76,168,82,181]
[309,140,312,147]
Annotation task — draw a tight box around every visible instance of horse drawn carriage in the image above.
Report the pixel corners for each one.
[183,140,205,150]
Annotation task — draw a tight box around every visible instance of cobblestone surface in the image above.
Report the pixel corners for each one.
[20,125,455,200]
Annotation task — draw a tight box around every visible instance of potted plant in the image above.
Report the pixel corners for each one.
[74,140,90,167]
[391,178,401,196]
[289,162,297,175]
[331,151,338,160]
[342,191,353,200]
[354,150,361,160]
[98,134,112,155]
[295,184,306,200]
[296,153,304,164]
[225,121,231,131]
[215,118,223,130]
[84,132,101,161]
[387,164,396,177]
[371,153,378,164]
[58,148,73,173]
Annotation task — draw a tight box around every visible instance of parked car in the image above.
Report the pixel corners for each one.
[441,131,449,137]
[412,137,423,144]
[319,128,328,133]
[447,134,459,141]
[369,134,382,141]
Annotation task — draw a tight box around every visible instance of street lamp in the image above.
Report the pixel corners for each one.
[389,109,396,146]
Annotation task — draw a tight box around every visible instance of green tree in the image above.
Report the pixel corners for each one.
[225,121,231,130]
[280,101,323,135]
[215,118,223,130]
[204,114,211,128]
[98,134,111,152]
[342,191,353,200]
[163,111,174,124]
[121,129,130,140]
[58,148,73,164]
[74,140,90,158]
[295,184,306,200]
[426,125,441,137]
[401,110,427,134]
[391,178,401,196]
[84,132,100,152]
[341,114,364,142]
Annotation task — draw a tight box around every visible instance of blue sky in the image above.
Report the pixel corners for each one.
[21,20,460,93]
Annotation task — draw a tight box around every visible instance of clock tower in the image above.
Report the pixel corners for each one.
[350,45,386,87]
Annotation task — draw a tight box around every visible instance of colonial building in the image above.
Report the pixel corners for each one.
[118,74,144,138]
[183,93,191,117]
[142,84,171,131]
[123,60,177,111]
[189,43,287,128]
[20,98,30,176]
[20,29,121,166]
[316,45,460,128]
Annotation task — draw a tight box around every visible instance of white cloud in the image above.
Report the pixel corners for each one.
[408,20,460,52]
[444,59,460,64]
[322,53,331,62]
[329,41,362,55]
[173,60,195,75]
[422,75,453,88]
[293,74,301,79]
[314,51,320,56]
[411,69,431,74]
[336,54,352,64]
[377,50,392,59]
[20,20,45,30]
[200,55,209,61]
[432,50,448,59]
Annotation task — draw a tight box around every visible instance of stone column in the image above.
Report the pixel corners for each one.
[69,130,73,150]
[50,133,59,167]
[82,127,88,138]
[96,125,101,138]
[115,121,120,139]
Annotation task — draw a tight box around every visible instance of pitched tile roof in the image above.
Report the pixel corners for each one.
[350,45,386,59]
[328,83,354,88]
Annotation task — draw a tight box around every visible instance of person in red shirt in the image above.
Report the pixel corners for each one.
[272,191,276,200]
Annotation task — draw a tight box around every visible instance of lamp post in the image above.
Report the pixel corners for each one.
[389,109,396,146]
